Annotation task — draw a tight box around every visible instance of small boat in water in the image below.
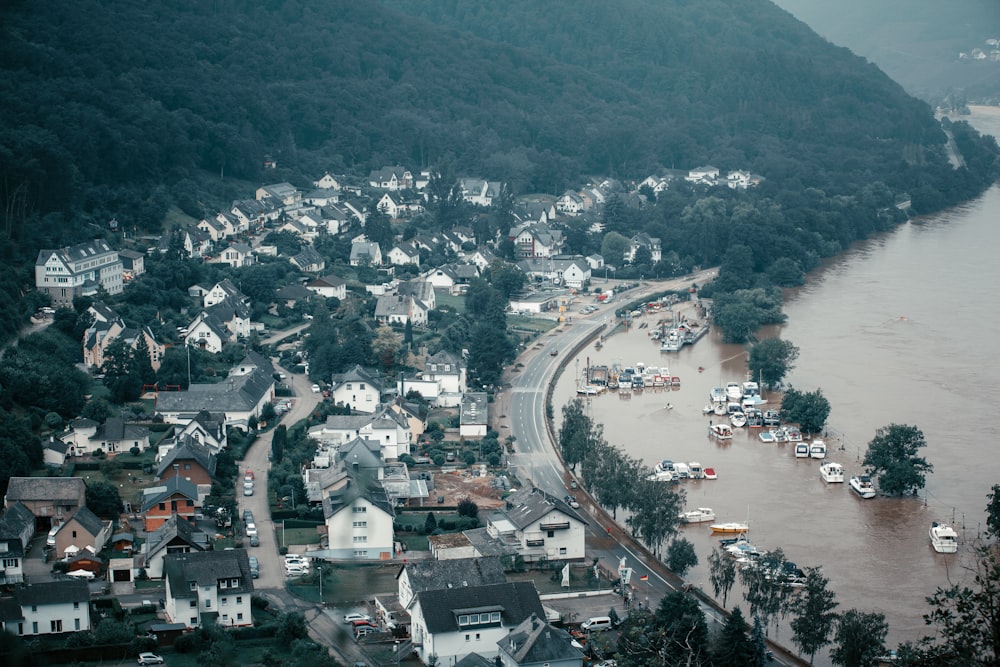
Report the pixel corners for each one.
[726,382,743,402]
[929,521,959,553]
[771,428,788,443]
[758,430,776,444]
[576,384,602,396]
[809,440,827,459]
[709,387,727,404]
[688,462,705,479]
[679,507,716,523]
[794,443,810,458]
[850,475,877,499]
[703,467,718,480]
[819,462,845,483]
[711,521,750,534]
[709,423,733,440]
[714,403,728,416]
[784,427,803,443]
[730,412,748,428]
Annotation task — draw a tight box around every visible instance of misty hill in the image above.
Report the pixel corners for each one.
[0,0,995,254]
[773,0,1000,103]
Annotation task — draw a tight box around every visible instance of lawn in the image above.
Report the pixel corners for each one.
[277,525,323,547]
[434,292,466,311]
[508,314,559,333]
[288,562,400,605]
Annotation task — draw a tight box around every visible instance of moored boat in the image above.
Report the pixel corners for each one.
[771,428,788,443]
[679,507,716,523]
[809,440,827,459]
[758,430,775,443]
[929,521,959,553]
[709,387,727,404]
[726,382,743,402]
[730,412,748,428]
[819,462,845,483]
[709,423,733,440]
[711,521,750,534]
[794,443,810,458]
[784,427,803,443]
[849,475,877,499]
[688,462,705,479]
[703,467,718,480]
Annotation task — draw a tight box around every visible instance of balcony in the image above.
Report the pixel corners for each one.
[539,521,570,531]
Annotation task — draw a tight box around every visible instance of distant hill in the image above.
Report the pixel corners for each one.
[0,0,994,251]
[772,0,1000,103]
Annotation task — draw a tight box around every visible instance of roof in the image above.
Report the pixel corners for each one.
[500,613,583,664]
[156,439,218,479]
[5,477,85,503]
[163,550,253,598]
[147,514,209,558]
[399,556,506,592]
[15,579,91,606]
[0,597,23,623]
[140,477,200,512]
[333,365,382,392]
[0,502,35,543]
[461,393,488,426]
[454,655,496,667]
[322,479,394,520]
[89,417,150,443]
[493,487,583,531]
[61,506,107,538]
[416,581,544,634]
[154,363,274,415]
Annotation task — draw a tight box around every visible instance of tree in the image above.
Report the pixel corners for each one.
[624,476,684,560]
[653,591,711,666]
[740,548,796,634]
[829,609,888,667]
[862,423,933,496]
[372,325,401,370]
[790,567,839,664]
[713,607,759,665]
[665,537,697,577]
[780,387,831,435]
[559,399,594,471]
[85,480,123,519]
[275,611,309,646]
[987,484,1000,542]
[748,338,799,387]
[457,498,479,518]
[916,538,1000,665]
[424,512,438,534]
[708,547,738,608]
[600,231,630,267]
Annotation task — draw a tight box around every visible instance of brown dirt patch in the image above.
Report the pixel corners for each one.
[430,468,506,509]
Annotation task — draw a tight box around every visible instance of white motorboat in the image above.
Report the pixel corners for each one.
[714,403,728,416]
[741,381,760,398]
[771,428,788,443]
[809,440,827,459]
[730,412,748,428]
[726,382,743,402]
[679,507,716,523]
[849,475,877,499]
[784,427,803,442]
[576,384,602,395]
[648,470,676,482]
[758,430,775,443]
[688,462,705,479]
[794,443,810,458]
[929,521,959,553]
[673,462,691,479]
[702,404,716,415]
[819,462,845,483]
[709,423,733,440]
[710,387,727,404]
[654,459,675,475]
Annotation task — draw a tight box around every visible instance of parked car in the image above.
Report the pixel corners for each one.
[245,522,257,537]
[284,555,308,567]
[564,495,580,509]
[249,534,260,547]
[248,556,259,578]
[285,564,309,577]
[311,384,321,393]
[137,653,165,665]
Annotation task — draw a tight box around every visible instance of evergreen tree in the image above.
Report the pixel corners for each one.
[713,607,757,665]
[791,567,839,664]
[424,512,437,534]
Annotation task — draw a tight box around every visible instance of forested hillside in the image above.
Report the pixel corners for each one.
[0,0,998,339]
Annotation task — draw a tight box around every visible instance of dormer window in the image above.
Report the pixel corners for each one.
[189,581,197,591]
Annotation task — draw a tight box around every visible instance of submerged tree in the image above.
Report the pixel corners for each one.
[747,337,799,387]
[708,547,738,608]
[790,567,839,664]
[862,423,933,496]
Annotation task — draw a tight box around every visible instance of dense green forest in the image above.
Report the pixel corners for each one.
[0,0,998,341]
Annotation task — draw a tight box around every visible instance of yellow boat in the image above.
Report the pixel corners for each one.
[710,522,749,534]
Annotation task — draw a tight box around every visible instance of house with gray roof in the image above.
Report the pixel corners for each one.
[497,613,584,667]
[329,365,383,414]
[154,353,274,428]
[141,476,201,532]
[156,439,217,486]
[317,478,395,561]
[396,556,507,609]
[290,247,326,273]
[3,477,86,529]
[53,506,112,560]
[163,550,254,628]
[509,222,565,258]
[0,502,35,584]
[34,239,123,306]
[350,240,383,266]
[375,294,428,327]
[144,513,210,579]
[274,283,315,308]
[89,416,150,455]
[307,406,410,460]
[0,579,91,636]
[485,488,586,563]
[410,581,546,665]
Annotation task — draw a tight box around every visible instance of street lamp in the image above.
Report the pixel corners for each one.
[395,639,401,667]
[318,564,322,601]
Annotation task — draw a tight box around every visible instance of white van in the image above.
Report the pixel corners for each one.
[46,524,61,547]
[581,616,613,632]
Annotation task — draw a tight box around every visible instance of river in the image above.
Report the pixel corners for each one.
[553,106,1000,656]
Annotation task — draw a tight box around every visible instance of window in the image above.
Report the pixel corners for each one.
[190,600,197,608]
[3,558,18,568]
[205,600,211,608]
[190,617,197,625]
[184,463,191,470]
[352,536,368,543]
[74,618,80,630]
[491,612,501,622]
[31,605,37,613]
[222,597,228,604]
[73,602,79,609]
[353,506,367,513]
[354,550,368,557]
[360,383,366,390]
[159,503,166,511]
[465,634,470,642]
[72,530,77,538]
[51,619,63,632]
[237,613,244,620]
[559,547,567,556]
[230,578,239,587]
[236,597,242,604]
[352,521,367,528]
[476,633,481,641]
[346,384,353,390]
[459,615,469,625]
[32,622,38,634]
[547,530,554,538]
[190,582,197,591]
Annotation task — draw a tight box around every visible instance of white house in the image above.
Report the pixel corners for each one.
[329,365,383,413]
[306,274,348,300]
[409,581,545,665]
[0,502,34,585]
[497,613,585,667]
[313,172,342,190]
[203,279,247,308]
[2,580,92,636]
[685,165,720,186]
[154,352,275,428]
[423,350,466,397]
[485,487,587,562]
[387,241,421,267]
[163,550,254,628]
[374,294,429,327]
[350,241,383,267]
[627,233,662,264]
[555,190,585,215]
[34,239,123,306]
[306,408,411,460]
[320,479,395,560]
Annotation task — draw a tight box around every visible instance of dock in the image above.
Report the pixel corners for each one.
[660,324,709,352]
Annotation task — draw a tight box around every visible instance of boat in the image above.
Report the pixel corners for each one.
[688,462,704,479]
[702,404,716,415]
[670,376,681,386]
[730,412,747,428]
[709,387,727,404]
[678,507,716,523]
[647,470,676,482]
[654,459,675,475]
[763,410,782,427]
[849,475,877,499]
[771,428,788,443]
[757,430,775,443]
[794,443,810,458]
[784,427,803,443]
[745,408,763,428]
[819,462,845,483]
[703,467,718,480]
[741,380,760,398]
[714,403,728,416]
[929,522,959,554]
[673,462,691,479]
[709,423,733,440]
[809,440,827,459]
[711,522,750,534]
[576,384,602,396]
[725,382,743,402]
